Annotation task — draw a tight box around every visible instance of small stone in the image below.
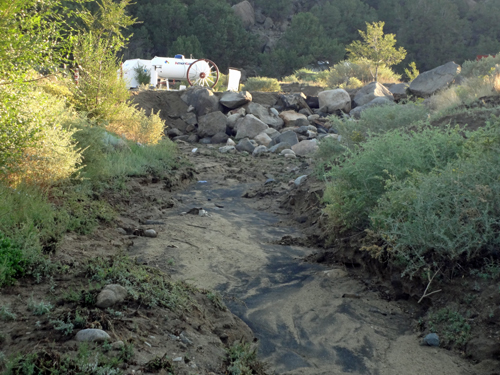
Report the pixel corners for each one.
[144,229,157,238]
[423,333,440,347]
[76,329,111,343]
[96,284,128,308]
[281,149,295,156]
[252,145,269,157]
[294,175,308,186]
[111,341,125,350]
[219,145,236,154]
[226,138,236,146]
[284,153,296,159]
[180,332,193,346]
[265,178,276,184]
[173,357,183,362]
[116,228,127,235]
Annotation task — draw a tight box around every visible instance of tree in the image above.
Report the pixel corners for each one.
[346,21,406,82]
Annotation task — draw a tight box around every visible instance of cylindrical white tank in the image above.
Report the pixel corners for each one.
[151,56,206,81]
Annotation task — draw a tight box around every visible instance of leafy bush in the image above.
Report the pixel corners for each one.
[213,73,228,92]
[371,148,500,278]
[326,59,401,89]
[242,77,281,92]
[323,126,467,232]
[133,64,151,86]
[331,102,429,147]
[461,54,500,78]
[427,308,471,348]
[0,233,25,287]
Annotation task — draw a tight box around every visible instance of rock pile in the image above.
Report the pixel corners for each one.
[157,87,344,157]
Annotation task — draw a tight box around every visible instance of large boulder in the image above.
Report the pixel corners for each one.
[275,130,299,147]
[248,92,279,107]
[350,97,395,119]
[254,132,273,147]
[409,61,461,97]
[245,102,284,129]
[279,110,308,127]
[353,82,394,107]
[389,83,409,102]
[292,139,319,156]
[318,89,351,114]
[236,138,257,153]
[198,111,228,138]
[232,1,255,29]
[220,91,252,109]
[181,87,220,117]
[235,114,269,139]
[279,93,312,113]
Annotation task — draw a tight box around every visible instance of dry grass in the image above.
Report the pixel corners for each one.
[427,75,499,112]
[107,104,165,145]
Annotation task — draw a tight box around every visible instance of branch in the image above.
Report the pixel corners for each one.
[0,74,58,86]
[418,268,442,304]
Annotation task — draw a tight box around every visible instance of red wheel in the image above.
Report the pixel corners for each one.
[186,59,219,89]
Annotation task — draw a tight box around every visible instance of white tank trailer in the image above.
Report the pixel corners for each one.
[120,55,219,89]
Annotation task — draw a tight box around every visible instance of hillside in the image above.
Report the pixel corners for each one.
[124,0,500,76]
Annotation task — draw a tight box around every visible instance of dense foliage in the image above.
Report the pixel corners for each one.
[125,0,500,77]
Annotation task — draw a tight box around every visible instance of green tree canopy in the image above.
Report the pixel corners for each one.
[346,21,406,81]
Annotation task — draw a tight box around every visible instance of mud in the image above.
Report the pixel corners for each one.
[126,144,478,375]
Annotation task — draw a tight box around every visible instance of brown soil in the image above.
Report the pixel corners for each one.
[2,96,500,374]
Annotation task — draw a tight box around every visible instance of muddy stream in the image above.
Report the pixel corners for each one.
[129,157,473,375]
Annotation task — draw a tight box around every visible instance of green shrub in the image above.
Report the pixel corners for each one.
[133,64,151,86]
[323,126,467,232]
[242,77,281,92]
[427,308,471,348]
[461,54,500,78]
[371,152,500,278]
[213,72,228,92]
[0,233,25,287]
[331,102,429,147]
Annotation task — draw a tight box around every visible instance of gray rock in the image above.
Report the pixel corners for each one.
[254,132,273,147]
[144,229,157,238]
[409,61,461,97]
[264,128,279,138]
[292,139,319,156]
[219,145,236,154]
[187,134,199,143]
[227,113,243,129]
[199,137,212,144]
[220,91,252,109]
[253,145,269,157]
[181,112,197,126]
[211,132,229,144]
[181,87,220,117]
[294,175,308,186]
[245,102,284,129]
[279,110,308,127]
[263,17,273,29]
[280,93,312,112]
[76,329,111,343]
[96,284,128,308]
[198,111,227,138]
[232,1,255,29]
[180,332,193,346]
[226,138,236,146]
[389,82,409,101]
[294,118,310,128]
[281,149,296,156]
[269,142,291,153]
[318,89,351,114]
[423,333,440,347]
[276,131,299,147]
[116,228,127,235]
[353,82,394,107]
[350,97,395,119]
[284,153,296,159]
[236,138,257,153]
[166,128,183,137]
[235,114,269,140]
[270,107,279,116]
